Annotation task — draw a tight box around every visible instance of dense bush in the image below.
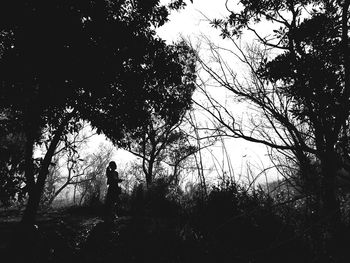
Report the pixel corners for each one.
[123,179,313,262]
[183,181,312,262]
[130,178,182,218]
[6,178,350,262]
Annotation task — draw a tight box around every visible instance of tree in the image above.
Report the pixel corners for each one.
[113,40,197,187]
[41,122,97,206]
[0,0,196,224]
[204,0,350,236]
[124,114,198,187]
[193,36,314,192]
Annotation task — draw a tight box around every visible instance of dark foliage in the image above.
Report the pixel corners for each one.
[186,182,311,263]
[130,179,182,218]
[0,0,196,143]
[5,180,350,262]
[0,0,196,223]
[0,114,27,206]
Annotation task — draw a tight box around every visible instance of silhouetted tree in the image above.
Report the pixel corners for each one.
[207,0,350,242]
[110,40,197,187]
[0,0,195,223]
[125,115,198,187]
[41,122,97,206]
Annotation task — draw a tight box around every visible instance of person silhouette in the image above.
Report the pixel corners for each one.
[104,161,122,221]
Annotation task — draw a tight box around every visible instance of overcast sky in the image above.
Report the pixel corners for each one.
[86,1,278,185]
[156,1,279,184]
[158,0,231,43]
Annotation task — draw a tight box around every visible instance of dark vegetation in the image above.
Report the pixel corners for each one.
[2,0,350,262]
[2,180,343,263]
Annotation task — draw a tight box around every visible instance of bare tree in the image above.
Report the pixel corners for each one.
[187,35,316,198]
[40,122,97,206]
[188,0,350,235]
[124,113,199,187]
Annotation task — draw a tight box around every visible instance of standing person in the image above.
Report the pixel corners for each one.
[104,161,122,221]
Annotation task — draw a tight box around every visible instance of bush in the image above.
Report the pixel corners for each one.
[184,181,312,263]
[130,179,181,218]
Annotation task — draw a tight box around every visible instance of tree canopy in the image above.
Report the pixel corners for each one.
[0,0,196,222]
[0,0,195,140]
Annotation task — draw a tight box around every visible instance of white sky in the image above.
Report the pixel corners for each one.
[156,1,279,184]
[158,0,231,43]
[77,1,279,187]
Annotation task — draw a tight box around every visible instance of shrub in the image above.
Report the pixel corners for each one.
[130,179,181,218]
[184,181,312,263]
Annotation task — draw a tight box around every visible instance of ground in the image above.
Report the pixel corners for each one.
[0,207,195,263]
[0,207,125,262]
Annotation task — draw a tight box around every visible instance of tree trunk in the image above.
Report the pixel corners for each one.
[73,182,77,205]
[47,181,70,206]
[22,119,38,224]
[320,155,341,228]
[146,157,154,188]
[22,141,60,223]
[319,147,341,256]
[23,128,36,196]
[22,118,69,224]
[22,186,42,224]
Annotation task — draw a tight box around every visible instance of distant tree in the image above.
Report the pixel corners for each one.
[124,114,198,187]
[78,144,114,206]
[164,129,198,185]
[0,1,196,223]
